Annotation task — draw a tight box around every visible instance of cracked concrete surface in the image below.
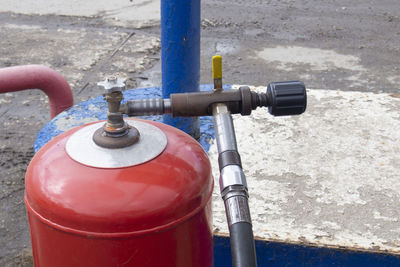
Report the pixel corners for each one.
[210,87,400,253]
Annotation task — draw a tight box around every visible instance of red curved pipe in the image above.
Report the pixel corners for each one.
[0,65,73,118]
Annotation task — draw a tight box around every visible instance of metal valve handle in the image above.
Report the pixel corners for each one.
[95,76,140,149]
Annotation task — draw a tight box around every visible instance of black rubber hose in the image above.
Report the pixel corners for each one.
[229,222,257,267]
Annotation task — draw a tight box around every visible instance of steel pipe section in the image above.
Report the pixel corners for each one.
[0,65,73,118]
[161,0,201,139]
[212,103,257,267]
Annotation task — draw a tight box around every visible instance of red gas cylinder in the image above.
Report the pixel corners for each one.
[25,118,214,267]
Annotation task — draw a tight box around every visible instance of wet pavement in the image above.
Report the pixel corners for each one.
[0,0,399,265]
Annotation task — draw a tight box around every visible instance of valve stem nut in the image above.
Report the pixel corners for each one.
[93,76,140,149]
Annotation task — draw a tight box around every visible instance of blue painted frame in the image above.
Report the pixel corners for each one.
[214,235,400,267]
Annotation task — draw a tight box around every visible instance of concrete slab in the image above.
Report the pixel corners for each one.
[210,86,400,253]
[0,0,160,28]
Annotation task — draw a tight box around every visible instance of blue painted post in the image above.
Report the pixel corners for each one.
[161,0,201,139]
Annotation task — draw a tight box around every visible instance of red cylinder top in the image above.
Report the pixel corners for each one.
[25,119,213,237]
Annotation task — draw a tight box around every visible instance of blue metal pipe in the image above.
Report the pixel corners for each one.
[161,0,201,139]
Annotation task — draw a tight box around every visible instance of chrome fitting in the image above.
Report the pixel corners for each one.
[221,185,252,226]
[212,104,238,153]
[219,165,248,192]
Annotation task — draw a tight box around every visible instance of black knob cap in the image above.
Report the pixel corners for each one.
[267,81,307,116]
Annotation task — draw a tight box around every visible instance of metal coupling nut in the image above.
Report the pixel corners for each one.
[219,165,248,192]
